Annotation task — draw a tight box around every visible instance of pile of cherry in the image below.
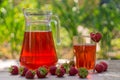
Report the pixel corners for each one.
[9,60,108,79]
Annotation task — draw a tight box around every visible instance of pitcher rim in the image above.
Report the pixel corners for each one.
[23,8,52,16]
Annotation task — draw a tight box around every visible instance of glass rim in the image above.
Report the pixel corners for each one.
[73,35,96,45]
[73,35,90,38]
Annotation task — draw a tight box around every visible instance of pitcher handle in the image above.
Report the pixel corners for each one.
[51,15,61,45]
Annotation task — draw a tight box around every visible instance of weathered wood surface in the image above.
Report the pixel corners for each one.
[0,60,120,80]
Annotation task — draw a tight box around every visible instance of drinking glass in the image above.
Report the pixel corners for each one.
[73,35,96,70]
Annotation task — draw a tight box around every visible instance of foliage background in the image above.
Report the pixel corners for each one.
[0,0,120,59]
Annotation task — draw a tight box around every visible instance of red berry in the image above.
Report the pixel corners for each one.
[95,33,102,42]
[56,68,65,77]
[36,67,48,78]
[61,63,69,73]
[49,66,57,75]
[9,65,18,75]
[25,70,35,79]
[19,66,28,76]
[100,61,108,71]
[69,67,78,76]
[90,32,102,42]
[95,63,104,73]
[78,67,88,78]
[61,66,66,73]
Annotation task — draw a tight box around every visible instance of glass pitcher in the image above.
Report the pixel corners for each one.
[20,9,60,70]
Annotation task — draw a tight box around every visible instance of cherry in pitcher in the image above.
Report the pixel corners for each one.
[20,9,60,70]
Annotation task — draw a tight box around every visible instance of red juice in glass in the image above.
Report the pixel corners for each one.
[20,31,58,70]
[74,44,96,70]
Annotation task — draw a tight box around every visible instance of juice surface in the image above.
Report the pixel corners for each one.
[20,31,58,70]
[74,44,96,70]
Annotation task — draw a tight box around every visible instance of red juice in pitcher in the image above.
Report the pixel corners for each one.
[20,31,58,70]
[74,44,96,70]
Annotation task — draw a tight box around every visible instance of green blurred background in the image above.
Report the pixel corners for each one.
[0,0,120,60]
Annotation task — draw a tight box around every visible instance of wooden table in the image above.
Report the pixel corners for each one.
[0,60,120,80]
